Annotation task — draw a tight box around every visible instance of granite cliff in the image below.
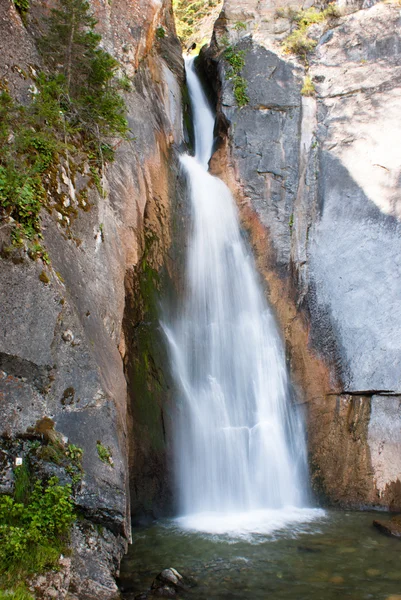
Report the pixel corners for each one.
[202,0,401,510]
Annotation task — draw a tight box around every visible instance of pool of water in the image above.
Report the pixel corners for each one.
[119,510,401,600]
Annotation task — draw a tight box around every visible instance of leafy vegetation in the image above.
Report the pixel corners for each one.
[13,0,29,21]
[173,0,220,44]
[0,427,84,594]
[1,0,129,259]
[0,585,34,600]
[224,45,249,107]
[281,5,340,61]
[0,471,75,589]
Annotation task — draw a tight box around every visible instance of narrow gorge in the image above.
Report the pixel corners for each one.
[0,0,400,598]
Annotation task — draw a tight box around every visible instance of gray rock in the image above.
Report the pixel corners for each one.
[205,2,401,508]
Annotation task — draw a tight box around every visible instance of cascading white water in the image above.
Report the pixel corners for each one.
[164,58,322,535]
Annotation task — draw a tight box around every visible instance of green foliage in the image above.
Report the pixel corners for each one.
[156,26,166,39]
[0,476,75,587]
[224,45,249,107]
[40,0,128,142]
[1,0,129,257]
[0,586,34,600]
[96,442,113,466]
[234,21,247,31]
[65,444,83,463]
[281,5,340,61]
[301,75,316,96]
[13,0,29,18]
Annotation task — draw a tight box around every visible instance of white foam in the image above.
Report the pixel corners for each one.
[175,508,325,539]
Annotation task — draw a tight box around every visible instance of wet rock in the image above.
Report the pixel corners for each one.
[373,516,401,539]
[134,568,193,599]
[158,569,181,586]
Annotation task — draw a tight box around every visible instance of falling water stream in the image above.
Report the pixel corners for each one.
[163,57,319,534]
[119,58,401,600]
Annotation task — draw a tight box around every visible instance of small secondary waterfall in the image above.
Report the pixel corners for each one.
[164,58,315,534]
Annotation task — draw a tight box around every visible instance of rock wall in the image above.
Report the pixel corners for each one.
[0,0,184,595]
[203,0,401,509]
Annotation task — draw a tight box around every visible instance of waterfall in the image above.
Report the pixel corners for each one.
[163,58,319,535]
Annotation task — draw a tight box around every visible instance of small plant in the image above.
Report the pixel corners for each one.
[96,442,113,466]
[234,21,247,31]
[156,26,166,39]
[224,45,249,107]
[65,444,83,464]
[13,0,29,19]
[301,75,316,96]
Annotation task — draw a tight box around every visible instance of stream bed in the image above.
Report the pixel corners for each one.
[119,510,401,600]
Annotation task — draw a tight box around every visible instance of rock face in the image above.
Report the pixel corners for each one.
[0,0,184,595]
[203,1,401,509]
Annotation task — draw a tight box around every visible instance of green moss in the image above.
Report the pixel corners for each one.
[39,270,50,284]
[156,26,166,39]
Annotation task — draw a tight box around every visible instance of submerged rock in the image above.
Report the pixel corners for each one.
[373,516,401,539]
[135,568,192,599]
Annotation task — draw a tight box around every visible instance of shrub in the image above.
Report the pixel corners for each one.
[0,475,75,587]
